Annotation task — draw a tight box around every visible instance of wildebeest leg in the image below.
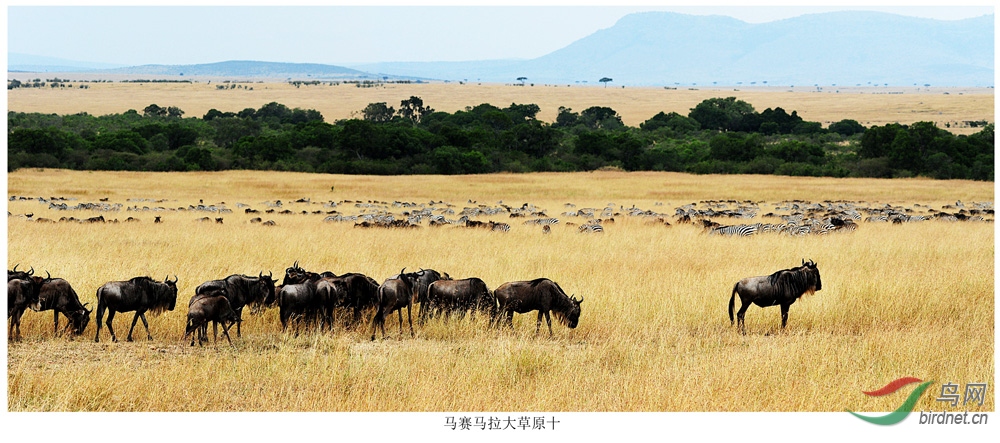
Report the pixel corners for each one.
[736,300,751,335]
[53,310,60,336]
[94,304,106,342]
[220,321,234,346]
[407,305,414,338]
[235,307,243,338]
[535,311,544,335]
[780,304,790,329]
[544,311,553,336]
[105,310,118,342]
[506,310,514,330]
[212,321,218,343]
[397,308,404,339]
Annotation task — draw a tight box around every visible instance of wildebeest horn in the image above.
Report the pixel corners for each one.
[400,267,406,276]
[266,270,272,278]
[259,271,263,279]
[802,258,806,266]
[83,302,92,314]
[12,264,18,272]
[172,275,178,283]
[28,266,34,276]
[45,270,51,280]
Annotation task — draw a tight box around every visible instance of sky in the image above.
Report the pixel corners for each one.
[5,2,996,67]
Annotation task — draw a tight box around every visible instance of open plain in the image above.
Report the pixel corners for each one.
[6,169,994,412]
[5,79,994,135]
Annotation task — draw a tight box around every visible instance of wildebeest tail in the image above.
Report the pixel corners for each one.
[728,282,739,325]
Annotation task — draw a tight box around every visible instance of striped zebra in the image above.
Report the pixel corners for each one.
[578,223,604,233]
[524,217,559,226]
[488,221,511,232]
[709,224,758,237]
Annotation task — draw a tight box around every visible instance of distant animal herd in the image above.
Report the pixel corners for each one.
[8,195,993,343]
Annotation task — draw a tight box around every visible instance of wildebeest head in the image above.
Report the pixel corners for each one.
[564,295,583,328]
[160,275,179,312]
[800,259,821,292]
[258,270,276,307]
[283,261,306,286]
[69,302,92,335]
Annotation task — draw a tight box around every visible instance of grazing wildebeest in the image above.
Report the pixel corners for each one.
[371,269,419,340]
[729,259,822,334]
[494,278,582,336]
[193,271,275,337]
[8,275,48,340]
[185,291,239,346]
[94,276,178,342]
[37,276,92,336]
[425,277,496,322]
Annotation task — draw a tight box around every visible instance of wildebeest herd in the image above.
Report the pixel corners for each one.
[7,262,585,345]
[8,196,992,342]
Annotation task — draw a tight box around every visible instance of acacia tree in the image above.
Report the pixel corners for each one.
[599,77,613,88]
[397,96,434,124]
[361,102,395,123]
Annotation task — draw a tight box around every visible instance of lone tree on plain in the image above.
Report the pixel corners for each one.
[599,77,613,88]
[517,76,527,85]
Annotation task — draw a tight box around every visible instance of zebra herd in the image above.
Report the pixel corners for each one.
[9,194,992,237]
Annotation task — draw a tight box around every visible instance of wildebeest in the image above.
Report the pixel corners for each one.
[193,271,275,337]
[8,275,48,340]
[185,291,239,346]
[409,268,449,323]
[37,276,92,336]
[276,272,324,335]
[425,277,496,322]
[729,259,822,334]
[494,278,582,335]
[371,269,419,340]
[95,276,178,342]
[282,262,379,328]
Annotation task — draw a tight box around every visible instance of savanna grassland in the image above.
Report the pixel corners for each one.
[6,169,994,412]
[6,80,994,134]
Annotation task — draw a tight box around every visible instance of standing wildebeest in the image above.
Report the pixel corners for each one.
[371,269,419,340]
[37,276,91,336]
[95,276,178,342]
[8,275,48,340]
[276,273,324,335]
[185,291,239,346]
[193,271,275,337]
[283,262,380,329]
[425,277,496,322]
[494,278,582,336]
[411,268,450,323]
[729,259,822,334]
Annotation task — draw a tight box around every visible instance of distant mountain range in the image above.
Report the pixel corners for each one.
[9,11,994,86]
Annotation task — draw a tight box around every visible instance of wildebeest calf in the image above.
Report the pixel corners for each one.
[185,292,239,346]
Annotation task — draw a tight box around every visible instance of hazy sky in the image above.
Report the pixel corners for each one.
[6,2,995,66]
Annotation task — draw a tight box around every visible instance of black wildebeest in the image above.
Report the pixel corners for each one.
[371,269,419,340]
[37,276,92,336]
[95,276,178,342]
[729,259,822,334]
[425,277,496,322]
[8,275,48,340]
[185,291,239,346]
[494,278,582,336]
[194,271,275,337]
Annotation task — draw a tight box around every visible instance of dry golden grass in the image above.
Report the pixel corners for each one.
[6,169,994,412]
[6,81,993,134]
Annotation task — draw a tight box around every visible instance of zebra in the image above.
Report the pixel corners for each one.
[489,221,511,232]
[578,223,604,233]
[709,224,758,237]
[524,217,559,226]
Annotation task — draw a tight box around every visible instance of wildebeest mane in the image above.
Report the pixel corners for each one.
[130,276,173,315]
[765,266,815,300]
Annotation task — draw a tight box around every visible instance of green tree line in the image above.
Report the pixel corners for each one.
[6,97,993,180]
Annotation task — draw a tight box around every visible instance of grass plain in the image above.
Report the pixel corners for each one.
[5,80,994,135]
[5,169,994,412]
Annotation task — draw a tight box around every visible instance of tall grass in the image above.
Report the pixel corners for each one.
[6,169,993,411]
